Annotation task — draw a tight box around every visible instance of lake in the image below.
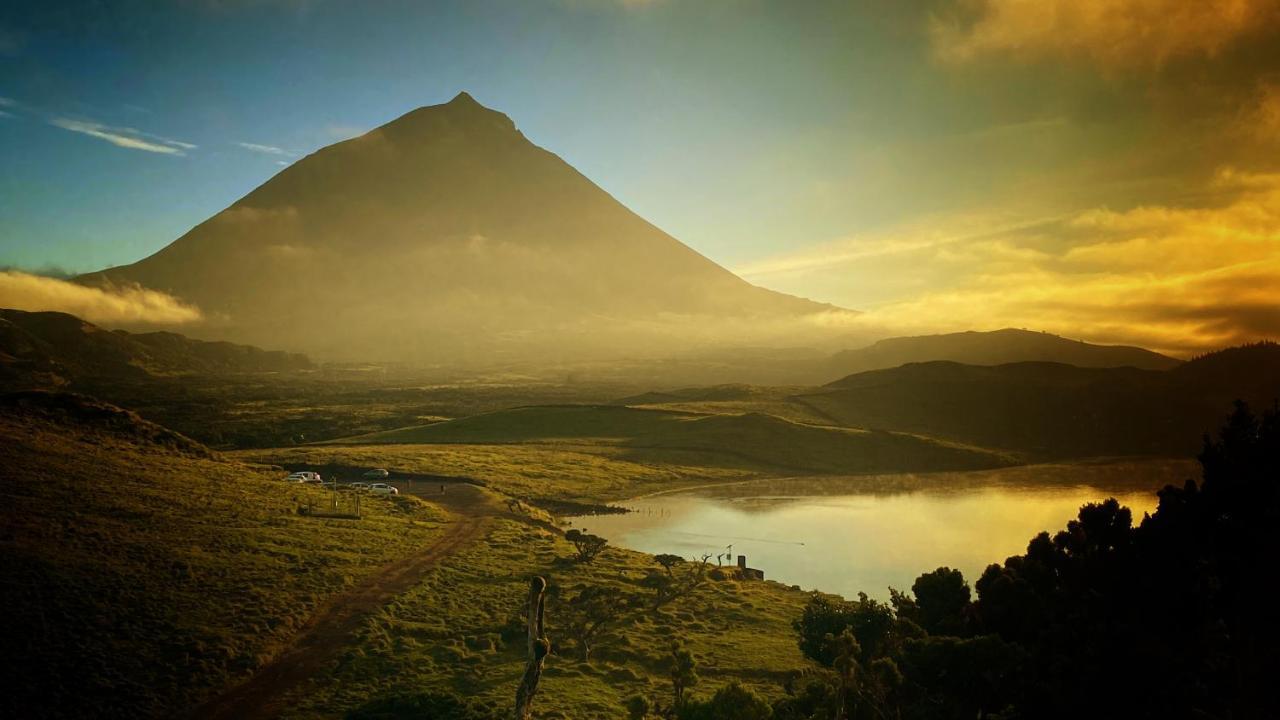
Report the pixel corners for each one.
[565,459,1195,600]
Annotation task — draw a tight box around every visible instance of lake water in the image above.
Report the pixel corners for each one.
[566,460,1194,600]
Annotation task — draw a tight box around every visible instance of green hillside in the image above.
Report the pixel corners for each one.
[0,391,447,719]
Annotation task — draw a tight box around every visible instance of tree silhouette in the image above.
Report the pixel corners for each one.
[564,529,607,563]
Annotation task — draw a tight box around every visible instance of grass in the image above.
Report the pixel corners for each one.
[314,404,1015,485]
[0,393,450,719]
[234,442,759,504]
[273,519,815,719]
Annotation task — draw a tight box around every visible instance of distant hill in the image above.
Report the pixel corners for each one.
[334,404,1014,474]
[80,92,841,366]
[0,308,312,390]
[827,329,1179,378]
[797,342,1280,459]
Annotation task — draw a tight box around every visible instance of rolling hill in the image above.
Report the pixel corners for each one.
[80,92,841,366]
[332,404,1014,474]
[797,342,1280,459]
[0,391,446,719]
[0,308,311,390]
[827,328,1180,378]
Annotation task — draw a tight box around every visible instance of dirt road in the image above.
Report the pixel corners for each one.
[191,483,500,720]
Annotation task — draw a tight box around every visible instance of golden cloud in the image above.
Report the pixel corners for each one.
[742,169,1280,357]
[933,0,1280,70]
[0,271,203,326]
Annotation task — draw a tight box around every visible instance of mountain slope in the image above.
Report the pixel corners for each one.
[828,328,1179,378]
[798,342,1280,459]
[82,92,838,364]
[0,308,311,390]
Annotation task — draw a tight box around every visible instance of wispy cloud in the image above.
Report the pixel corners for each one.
[236,141,292,156]
[49,117,196,155]
[0,271,203,326]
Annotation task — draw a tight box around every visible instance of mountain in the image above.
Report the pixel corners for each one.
[796,342,1280,459]
[80,92,839,366]
[0,308,311,390]
[827,328,1180,378]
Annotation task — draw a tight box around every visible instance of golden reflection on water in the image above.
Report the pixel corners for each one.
[568,460,1194,600]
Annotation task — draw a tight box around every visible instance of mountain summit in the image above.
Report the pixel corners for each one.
[82,94,838,364]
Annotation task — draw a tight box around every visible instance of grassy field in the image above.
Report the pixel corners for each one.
[3,393,834,719]
[235,441,760,503]
[273,519,814,719]
[0,392,450,719]
[316,404,1015,483]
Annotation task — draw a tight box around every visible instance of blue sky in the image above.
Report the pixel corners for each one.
[2,0,1278,354]
[2,0,937,273]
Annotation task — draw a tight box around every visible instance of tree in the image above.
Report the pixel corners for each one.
[910,567,971,636]
[793,593,897,667]
[678,681,772,720]
[642,555,710,610]
[655,553,685,576]
[564,529,608,563]
[561,584,631,662]
[669,641,698,710]
[624,694,651,720]
[830,629,860,720]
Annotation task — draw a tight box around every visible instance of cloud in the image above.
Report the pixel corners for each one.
[932,0,1280,70]
[739,169,1280,357]
[49,117,196,155]
[236,141,291,156]
[0,271,203,325]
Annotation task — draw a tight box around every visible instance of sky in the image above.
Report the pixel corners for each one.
[1,0,1279,356]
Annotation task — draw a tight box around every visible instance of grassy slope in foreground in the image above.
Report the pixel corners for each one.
[273,519,814,720]
[327,404,1015,480]
[0,392,448,719]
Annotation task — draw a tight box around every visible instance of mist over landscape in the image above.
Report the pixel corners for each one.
[3,2,1279,719]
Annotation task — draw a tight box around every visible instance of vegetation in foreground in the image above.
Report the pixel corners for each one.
[287,401,1277,720]
[0,392,449,719]
[5,386,1274,720]
[274,519,813,719]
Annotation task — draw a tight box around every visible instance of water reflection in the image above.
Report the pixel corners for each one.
[567,460,1193,600]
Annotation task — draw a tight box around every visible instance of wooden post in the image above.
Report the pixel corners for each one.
[514,576,549,720]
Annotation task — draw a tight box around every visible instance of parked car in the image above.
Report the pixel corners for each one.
[369,483,399,496]
[285,471,321,483]
[362,468,390,479]
[344,482,370,491]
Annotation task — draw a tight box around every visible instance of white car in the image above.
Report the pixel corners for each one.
[369,483,399,496]
[285,471,321,483]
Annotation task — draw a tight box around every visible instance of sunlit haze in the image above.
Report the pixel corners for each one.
[4,1,1278,357]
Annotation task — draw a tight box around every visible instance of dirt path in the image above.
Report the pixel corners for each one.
[191,484,499,720]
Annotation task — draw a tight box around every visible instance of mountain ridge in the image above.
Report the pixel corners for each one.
[0,307,312,390]
[826,328,1180,378]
